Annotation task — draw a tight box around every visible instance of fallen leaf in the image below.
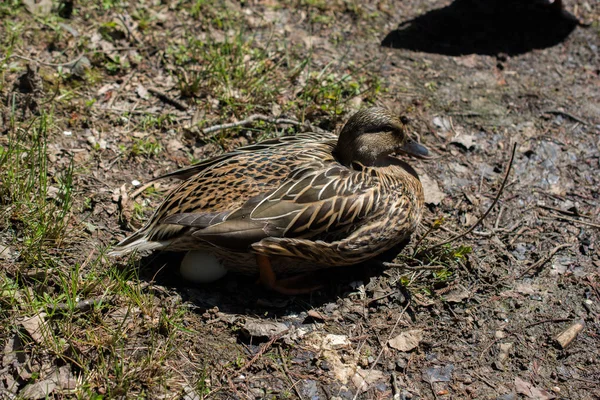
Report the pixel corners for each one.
[136,84,150,100]
[388,329,423,352]
[351,368,385,393]
[420,173,445,205]
[20,379,56,400]
[20,313,51,345]
[443,288,470,303]
[0,244,13,260]
[322,334,351,350]
[23,0,52,15]
[306,309,328,321]
[514,377,554,399]
[243,320,288,338]
[423,364,454,383]
[450,133,476,150]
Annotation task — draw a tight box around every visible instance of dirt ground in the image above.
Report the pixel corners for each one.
[1,0,599,399]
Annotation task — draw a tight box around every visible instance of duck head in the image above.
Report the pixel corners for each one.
[334,107,429,167]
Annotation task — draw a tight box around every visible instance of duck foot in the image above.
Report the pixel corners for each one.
[256,254,323,295]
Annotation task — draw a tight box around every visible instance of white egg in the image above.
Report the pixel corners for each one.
[179,251,228,283]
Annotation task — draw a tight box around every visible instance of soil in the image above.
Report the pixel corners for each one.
[1,0,599,399]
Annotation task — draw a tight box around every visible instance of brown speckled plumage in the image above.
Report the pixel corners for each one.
[110,107,427,275]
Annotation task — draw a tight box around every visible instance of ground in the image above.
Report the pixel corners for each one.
[0,0,599,399]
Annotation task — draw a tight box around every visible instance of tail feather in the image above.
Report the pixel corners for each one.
[108,230,165,256]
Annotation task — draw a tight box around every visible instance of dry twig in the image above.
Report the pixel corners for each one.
[517,243,572,278]
[424,142,517,251]
[148,87,189,111]
[543,214,600,229]
[543,110,589,125]
[201,114,319,137]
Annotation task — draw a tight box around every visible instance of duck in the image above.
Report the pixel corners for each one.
[110,107,429,294]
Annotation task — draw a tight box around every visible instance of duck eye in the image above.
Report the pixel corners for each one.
[400,116,410,125]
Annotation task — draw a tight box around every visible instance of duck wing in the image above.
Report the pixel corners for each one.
[161,162,390,250]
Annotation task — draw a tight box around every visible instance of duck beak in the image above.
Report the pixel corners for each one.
[398,138,430,158]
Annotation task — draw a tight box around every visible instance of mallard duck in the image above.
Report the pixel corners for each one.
[110,107,428,294]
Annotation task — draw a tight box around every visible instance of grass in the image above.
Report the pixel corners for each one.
[0,0,404,397]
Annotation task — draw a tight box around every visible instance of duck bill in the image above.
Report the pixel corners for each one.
[398,139,430,158]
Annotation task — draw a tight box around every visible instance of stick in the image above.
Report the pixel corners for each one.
[201,114,316,136]
[543,110,589,125]
[544,214,600,229]
[130,181,157,199]
[424,142,517,251]
[351,301,410,400]
[517,243,572,278]
[148,88,189,111]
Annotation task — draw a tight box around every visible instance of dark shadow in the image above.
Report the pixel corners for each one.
[381,0,581,56]
[130,239,411,317]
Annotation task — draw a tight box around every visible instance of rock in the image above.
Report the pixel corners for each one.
[388,329,423,352]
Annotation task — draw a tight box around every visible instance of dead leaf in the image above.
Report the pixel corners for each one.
[20,379,56,399]
[20,313,51,346]
[306,309,328,321]
[352,368,385,393]
[243,320,288,338]
[420,173,445,205]
[515,377,555,399]
[388,329,423,352]
[423,364,454,383]
[443,288,470,303]
[136,84,150,100]
[321,334,350,350]
[0,244,13,260]
[450,133,476,150]
[23,0,52,16]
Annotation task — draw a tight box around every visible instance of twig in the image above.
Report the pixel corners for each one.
[543,110,589,125]
[517,243,572,278]
[424,142,517,251]
[523,318,572,329]
[239,331,288,372]
[351,301,410,400]
[201,114,313,136]
[544,214,600,229]
[277,346,304,400]
[9,47,144,68]
[148,88,189,111]
[537,204,589,218]
[130,181,157,199]
[107,70,136,108]
[383,263,445,270]
[10,53,86,67]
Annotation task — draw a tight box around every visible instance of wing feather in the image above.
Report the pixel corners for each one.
[161,163,386,250]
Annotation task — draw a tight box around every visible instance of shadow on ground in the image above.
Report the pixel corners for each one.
[131,242,410,316]
[381,0,580,56]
